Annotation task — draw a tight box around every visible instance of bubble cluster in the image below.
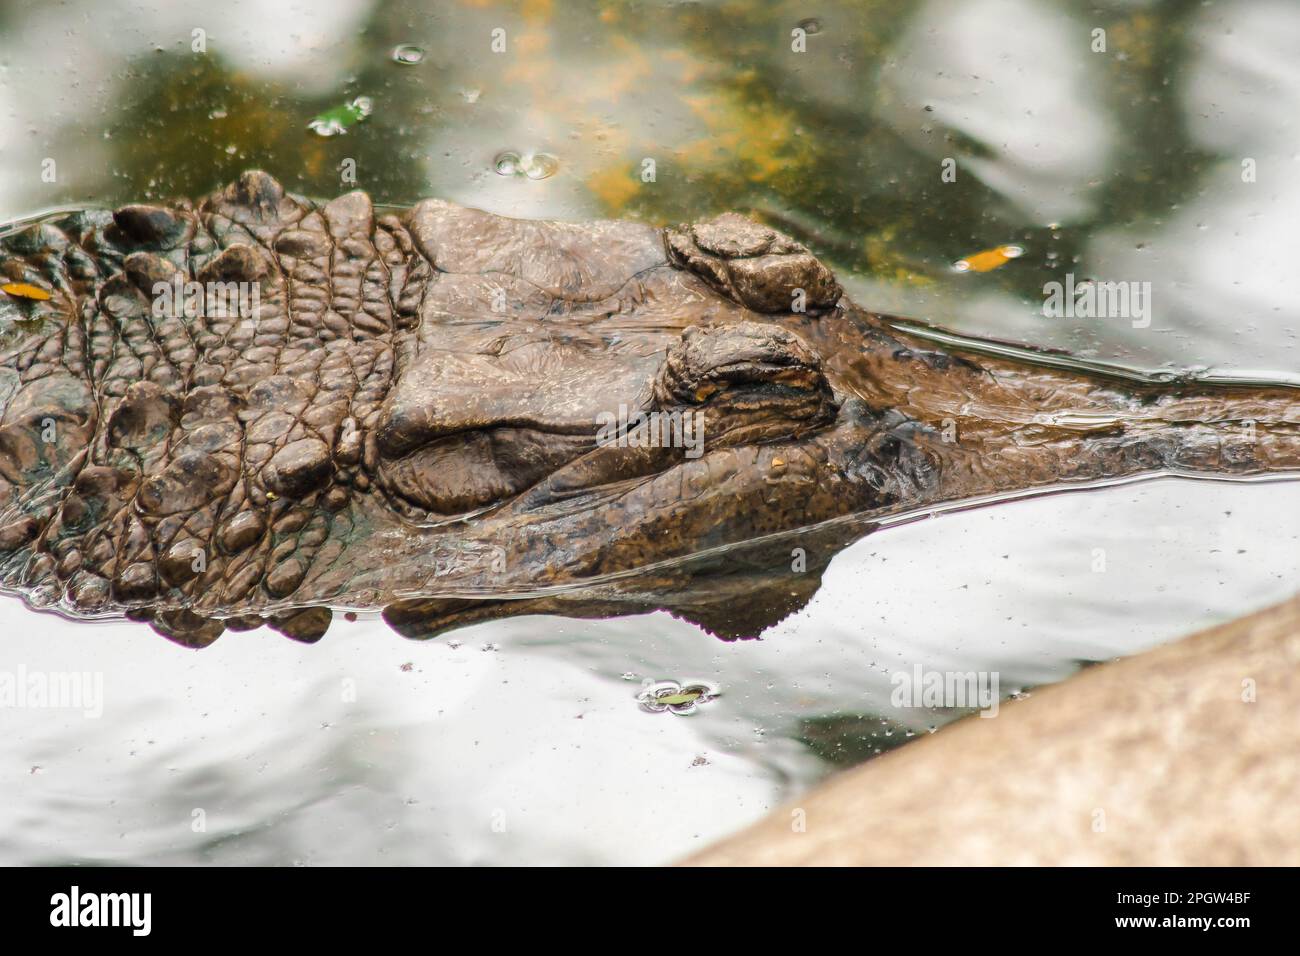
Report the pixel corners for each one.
[492,150,559,180]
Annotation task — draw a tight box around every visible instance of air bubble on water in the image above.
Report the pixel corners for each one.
[1000,244,1024,258]
[620,672,637,681]
[209,108,227,120]
[350,96,374,119]
[494,150,522,176]
[391,44,425,65]
[494,150,559,180]
[462,88,481,104]
[522,152,559,180]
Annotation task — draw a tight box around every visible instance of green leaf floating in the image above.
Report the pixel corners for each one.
[653,692,701,706]
[308,96,373,137]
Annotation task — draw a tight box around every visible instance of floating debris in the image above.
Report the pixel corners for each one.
[637,680,720,716]
[953,244,1025,273]
[798,17,823,35]
[308,96,374,137]
[1,282,51,301]
[391,44,425,65]
[493,150,559,180]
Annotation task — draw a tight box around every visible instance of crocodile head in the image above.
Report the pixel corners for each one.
[3,172,1296,646]
[0,172,941,645]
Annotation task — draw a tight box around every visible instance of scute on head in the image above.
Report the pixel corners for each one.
[0,374,96,488]
[106,381,176,451]
[690,214,780,258]
[665,214,842,313]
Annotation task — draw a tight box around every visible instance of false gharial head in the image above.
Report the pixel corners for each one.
[0,172,946,646]
[5,172,1297,646]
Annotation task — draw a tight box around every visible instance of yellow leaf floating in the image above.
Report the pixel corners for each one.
[1,282,52,301]
[953,244,1025,274]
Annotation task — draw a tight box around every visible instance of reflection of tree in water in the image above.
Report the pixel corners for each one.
[94,43,436,203]
[616,0,1217,308]
[85,0,1214,310]
[797,713,917,768]
[1087,1,1215,227]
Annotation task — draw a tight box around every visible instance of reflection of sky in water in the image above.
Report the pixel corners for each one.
[4,478,1297,865]
[1,0,1298,863]
[877,0,1116,225]
[1089,0,1300,367]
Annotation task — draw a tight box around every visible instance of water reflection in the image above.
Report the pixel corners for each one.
[0,0,1293,376]
[2,0,1289,369]
[3,477,1297,865]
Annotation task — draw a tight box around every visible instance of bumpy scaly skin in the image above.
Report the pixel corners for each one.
[0,171,1297,645]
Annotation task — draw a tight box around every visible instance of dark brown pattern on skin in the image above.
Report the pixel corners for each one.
[0,172,1296,646]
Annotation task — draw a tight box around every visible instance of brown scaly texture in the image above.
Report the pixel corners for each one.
[0,171,1296,646]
